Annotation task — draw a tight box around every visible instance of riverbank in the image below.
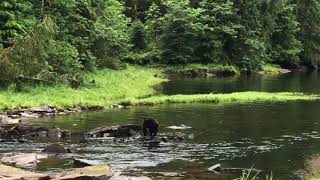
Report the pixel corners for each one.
[121,92,320,106]
[0,66,165,111]
[0,65,319,114]
[164,63,290,77]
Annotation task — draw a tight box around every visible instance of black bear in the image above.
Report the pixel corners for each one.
[143,118,159,138]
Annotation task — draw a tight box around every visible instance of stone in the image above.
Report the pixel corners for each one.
[43,143,71,153]
[1,153,48,168]
[21,112,39,118]
[54,164,113,180]
[48,128,62,139]
[110,176,152,180]
[0,115,19,125]
[0,164,50,180]
[73,158,101,168]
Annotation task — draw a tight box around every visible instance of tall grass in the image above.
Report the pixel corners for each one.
[0,65,318,111]
[234,169,274,180]
[122,92,320,106]
[300,155,320,180]
[0,66,165,110]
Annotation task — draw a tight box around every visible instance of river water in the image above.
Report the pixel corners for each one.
[3,71,320,179]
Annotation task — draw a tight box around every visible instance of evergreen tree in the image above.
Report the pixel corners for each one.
[0,0,34,47]
[131,21,147,50]
[269,0,302,68]
[231,0,266,71]
[296,0,320,68]
[197,0,239,64]
[159,0,202,65]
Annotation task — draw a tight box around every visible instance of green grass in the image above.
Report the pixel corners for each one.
[165,63,239,75]
[121,92,320,106]
[262,64,290,75]
[0,66,166,110]
[0,65,318,111]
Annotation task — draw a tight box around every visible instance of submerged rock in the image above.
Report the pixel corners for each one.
[85,124,142,138]
[1,153,48,168]
[54,164,113,180]
[0,164,50,180]
[43,143,71,153]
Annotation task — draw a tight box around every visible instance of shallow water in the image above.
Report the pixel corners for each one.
[19,100,320,179]
[3,72,320,179]
[161,71,320,95]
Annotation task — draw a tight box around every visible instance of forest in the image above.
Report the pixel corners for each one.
[2,1,320,179]
[1,0,320,88]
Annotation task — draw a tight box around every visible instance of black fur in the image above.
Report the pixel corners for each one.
[143,118,159,137]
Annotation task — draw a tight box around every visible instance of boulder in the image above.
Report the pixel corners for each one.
[48,128,62,139]
[0,115,19,125]
[0,164,50,180]
[54,164,113,180]
[43,143,71,153]
[1,153,48,168]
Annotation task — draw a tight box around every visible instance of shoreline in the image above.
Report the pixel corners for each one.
[0,64,319,122]
[1,92,319,123]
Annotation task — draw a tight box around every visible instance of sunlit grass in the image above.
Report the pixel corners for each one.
[0,66,166,110]
[0,65,319,111]
[262,64,290,75]
[300,155,320,180]
[121,92,320,106]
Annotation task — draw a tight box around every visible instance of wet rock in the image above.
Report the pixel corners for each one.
[54,164,113,180]
[61,130,71,138]
[14,124,37,135]
[48,128,62,139]
[43,143,71,153]
[1,153,48,168]
[73,158,101,168]
[85,124,142,138]
[110,176,152,180]
[0,164,50,179]
[0,115,19,125]
[21,112,39,118]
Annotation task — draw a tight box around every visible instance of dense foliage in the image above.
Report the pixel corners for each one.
[1,0,320,88]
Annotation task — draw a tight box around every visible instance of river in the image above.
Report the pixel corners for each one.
[4,70,320,179]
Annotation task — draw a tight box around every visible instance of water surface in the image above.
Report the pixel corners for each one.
[2,72,320,179]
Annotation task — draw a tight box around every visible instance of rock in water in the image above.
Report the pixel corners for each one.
[48,128,62,139]
[1,153,48,168]
[0,164,50,179]
[43,143,71,153]
[54,164,113,179]
[110,176,152,180]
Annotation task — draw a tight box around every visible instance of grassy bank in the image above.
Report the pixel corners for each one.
[261,64,291,75]
[0,65,319,111]
[121,92,320,106]
[165,63,290,77]
[0,66,166,110]
[165,63,240,77]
